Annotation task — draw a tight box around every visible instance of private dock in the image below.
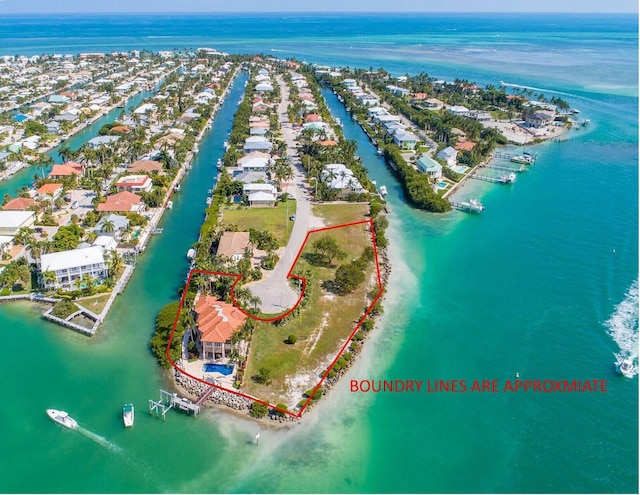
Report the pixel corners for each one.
[482,163,525,173]
[450,198,485,213]
[470,172,517,184]
[149,389,200,420]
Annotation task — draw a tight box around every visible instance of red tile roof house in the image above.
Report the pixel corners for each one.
[194,295,247,361]
[36,183,63,201]
[115,175,153,193]
[48,162,84,179]
[128,160,163,174]
[2,197,37,211]
[97,191,145,213]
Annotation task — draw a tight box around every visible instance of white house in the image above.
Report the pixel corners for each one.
[243,183,277,207]
[322,164,365,197]
[115,174,153,193]
[436,146,458,168]
[0,210,36,237]
[40,246,108,289]
[243,136,272,153]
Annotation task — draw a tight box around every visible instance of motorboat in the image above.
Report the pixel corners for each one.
[174,184,181,192]
[379,185,388,197]
[186,248,196,259]
[47,409,78,429]
[123,403,134,428]
[217,158,222,169]
[511,155,534,165]
[617,359,634,378]
[206,197,213,206]
[166,200,173,209]
[468,198,485,212]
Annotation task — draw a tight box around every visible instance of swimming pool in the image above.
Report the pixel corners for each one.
[437,181,448,189]
[203,363,234,375]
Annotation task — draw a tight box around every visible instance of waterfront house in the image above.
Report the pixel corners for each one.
[93,213,129,239]
[234,171,269,184]
[237,152,273,173]
[97,191,145,213]
[48,162,84,179]
[417,156,443,179]
[128,159,163,174]
[393,129,419,150]
[45,121,61,134]
[92,235,118,252]
[243,183,277,207]
[455,141,477,152]
[194,295,247,361]
[437,147,458,168]
[255,81,274,92]
[39,245,108,289]
[0,210,36,236]
[216,231,251,262]
[243,136,272,153]
[525,111,555,128]
[2,197,37,211]
[115,174,153,193]
[88,135,119,148]
[322,163,365,197]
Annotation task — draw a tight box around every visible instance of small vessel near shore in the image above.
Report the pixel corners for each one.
[174,183,181,192]
[47,409,78,429]
[616,359,634,378]
[123,403,134,428]
[379,185,388,197]
[511,154,535,165]
[500,172,517,184]
[217,158,222,169]
[166,200,173,209]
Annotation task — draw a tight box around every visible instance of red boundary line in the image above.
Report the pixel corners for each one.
[166,219,385,418]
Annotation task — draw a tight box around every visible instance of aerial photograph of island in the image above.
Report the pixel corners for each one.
[0,0,637,493]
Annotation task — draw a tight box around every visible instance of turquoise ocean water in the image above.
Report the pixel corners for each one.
[0,14,637,493]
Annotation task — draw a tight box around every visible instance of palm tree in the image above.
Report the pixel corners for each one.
[101,218,115,234]
[108,251,124,279]
[41,270,57,290]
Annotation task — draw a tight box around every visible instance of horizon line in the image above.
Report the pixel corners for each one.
[0,10,637,15]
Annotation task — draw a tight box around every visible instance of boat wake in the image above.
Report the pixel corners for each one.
[605,278,639,377]
[76,426,123,454]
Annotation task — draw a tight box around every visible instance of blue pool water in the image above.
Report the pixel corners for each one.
[437,181,448,188]
[203,363,234,375]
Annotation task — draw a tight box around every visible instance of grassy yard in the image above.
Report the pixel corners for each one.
[221,199,295,246]
[312,203,369,227]
[76,293,111,315]
[243,221,379,408]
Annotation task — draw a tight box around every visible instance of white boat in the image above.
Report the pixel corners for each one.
[217,158,222,169]
[166,200,173,209]
[511,155,534,165]
[123,403,134,428]
[47,409,78,429]
[377,147,384,155]
[617,359,634,378]
[174,184,181,192]
[186,248,196,259]
[223,141,230,151]
[206,197,213,206]
[501,172,517,184]
[468,198,485,212]
[379,185,388,197]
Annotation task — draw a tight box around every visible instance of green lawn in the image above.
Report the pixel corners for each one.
[76,293,111,315]
[243,221,379,408]
[221,199,295,246]
[312,203,370,227]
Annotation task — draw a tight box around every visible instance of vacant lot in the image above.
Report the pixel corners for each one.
[221,199,295,246]
[243,216,380,409]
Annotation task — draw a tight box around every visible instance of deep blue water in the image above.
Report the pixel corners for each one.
[0,13,637,493]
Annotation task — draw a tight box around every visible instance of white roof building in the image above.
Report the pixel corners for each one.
[40,246,108,289]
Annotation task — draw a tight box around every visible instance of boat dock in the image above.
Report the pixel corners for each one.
[470,172,517,184]
[482,163,525,173]
[450,199,485,213]
[148,389,200,420]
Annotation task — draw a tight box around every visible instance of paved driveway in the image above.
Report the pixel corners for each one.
[246,75,321,314]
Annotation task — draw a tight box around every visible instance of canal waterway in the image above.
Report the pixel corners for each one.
[0,71,248,493]
[0,86,156,198]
